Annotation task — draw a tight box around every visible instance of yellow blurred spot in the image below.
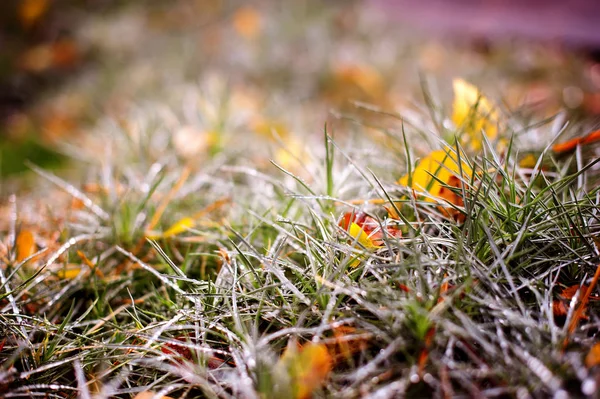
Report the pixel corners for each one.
[19,0,49,28]
[233,7,262,39]
[398,148,472,207]
[519,154,538,169]
[147,217,195,240]
[253,118,289,140]
[452,78,498,151]
[280,342,333,399]
[273,137,308,172]
[16,230,35,263]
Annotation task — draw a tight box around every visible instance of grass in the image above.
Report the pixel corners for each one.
[1,1,600,398]
[2,93,600,398]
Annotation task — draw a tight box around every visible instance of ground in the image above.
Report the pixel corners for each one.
[1,1,600,398]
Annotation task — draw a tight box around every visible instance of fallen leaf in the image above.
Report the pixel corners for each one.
[585,343,600,368]
[56,264,85,279]
[280,342,333,399]
[452,78,499,151]
[16,230,36,263]
[325,326,370,363]
[147,217,195,240]
[552,130,600,154]
[564,265,600,349]
[339,211,401,249]
[398,148,472,213]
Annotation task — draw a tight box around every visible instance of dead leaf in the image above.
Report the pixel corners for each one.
[339,211,401,249]
[16,230,35,263]
[564,265,600,349]
[280,342,332,399]
[398,148,472,219]
[552,130,600,154]
[452,78,499,151]
[585,343,600,368]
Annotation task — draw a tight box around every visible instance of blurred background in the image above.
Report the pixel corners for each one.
[0,0,599,177]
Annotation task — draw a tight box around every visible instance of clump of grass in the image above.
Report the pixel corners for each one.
[1,76,600,399]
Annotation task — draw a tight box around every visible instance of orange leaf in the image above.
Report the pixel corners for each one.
[339,211,401,248]
[564,265,600,348]
[19,0,49,28]
[280,342,332,399]
[585,343,600,368]
[398,148,472,219]
[552,130,600,154]
[325,326,370,363]
[16,230,35,263]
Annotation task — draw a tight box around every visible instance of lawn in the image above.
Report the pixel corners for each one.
[1,1,600,398]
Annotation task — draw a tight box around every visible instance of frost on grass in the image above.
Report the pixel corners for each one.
[2,2,600,397]
[1,77,600,398]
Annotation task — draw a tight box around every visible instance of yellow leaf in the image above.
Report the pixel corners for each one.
[16,230,36,263]
[347,222,379,249]
[56,265,84,279]
[452,78,498,151]
[398,148,472,207]
[586,343,600,368]
[280,342,332,399]
[147,217,195,240]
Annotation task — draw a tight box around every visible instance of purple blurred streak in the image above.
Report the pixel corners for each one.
[370,0,600,46]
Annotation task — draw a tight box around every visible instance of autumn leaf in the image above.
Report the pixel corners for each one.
[585,343,600,368]
[16,230,36,263]
[564,265,600,349]
[324,326,370,364]
[553,284,600,319]
[280,342,333,399]
[146,217,195,240]
[452,78,499,151]
[55,265,84,280]
[398,148,472,212]
[552,130,600,154]
[339,211,401,249]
